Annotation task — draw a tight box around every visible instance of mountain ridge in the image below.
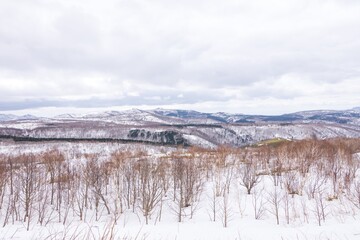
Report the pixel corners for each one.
[1,107,360,148]
[0,107,360,123]
[1,107,360,125]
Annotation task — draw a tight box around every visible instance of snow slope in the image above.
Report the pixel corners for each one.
[1,108,360,147]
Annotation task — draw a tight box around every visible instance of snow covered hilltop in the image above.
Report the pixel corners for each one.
[1,108,360,147]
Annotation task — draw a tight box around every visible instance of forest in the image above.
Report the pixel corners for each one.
[0,138,360,239]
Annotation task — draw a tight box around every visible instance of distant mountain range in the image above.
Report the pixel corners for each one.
[1,107,360,147]
[0,114,38,122]
[2,107,360,125]
[52,107,360,125]
[152,108,360,125]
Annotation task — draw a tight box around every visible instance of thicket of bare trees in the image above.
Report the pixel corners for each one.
[0,137,359,232]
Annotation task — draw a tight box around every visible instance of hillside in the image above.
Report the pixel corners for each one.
[1,108,360,147]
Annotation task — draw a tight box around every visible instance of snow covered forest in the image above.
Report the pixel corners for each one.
[0,138,360,239]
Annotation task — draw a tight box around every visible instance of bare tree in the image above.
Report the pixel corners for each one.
[282,191,291,224]
[19,154,40,231]
[313,191,327,226]
[156,157,170,223]
[305,170,327,200]
[300,197,309,224]
[219,191,232,228]
[42,149,65,206]
[252,187,266,220]
[325,147,342,199]
[347,179,360,209]
[137,158,164,224]
[2,156,21,227]
[0,157,7,210]
[283,170,303,196]
[270,149,283,187]
[84,155,111,221]
[73,166,87,221]
[238,154,260,195]
[293,140,320,176]
[123,157,136,211]
[267,185,282,225]
[7,156,14,196]
[110,151,130,216]
[170,154,203,222]
[207,185,219,222]
[36,168,51,226]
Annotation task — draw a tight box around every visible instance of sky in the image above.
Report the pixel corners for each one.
[0,0,360,117]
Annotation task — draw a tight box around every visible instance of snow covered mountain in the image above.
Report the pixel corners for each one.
[152,108,360,125]
[1,108,360,147]
[50,108,360,125]
[0,114,38,122]
[351,106,360,112]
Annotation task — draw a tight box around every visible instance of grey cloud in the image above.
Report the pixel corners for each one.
[0,0,360,113]
[0,87,230,111]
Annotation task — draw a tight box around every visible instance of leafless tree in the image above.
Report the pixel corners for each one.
[347,179,360,209]
[0,157,7,210]
[282,191,291,224]
[84,155,111,221]
[156,157,170,223]
[122,157,136,211]
[73,167,87,221]
[283,170,303,196]
[238,154,260,195]
[219,191,232,228]
[19,154,40,231]
[170,154,203,222]
[270,150,283,187]
[110,151,130,216]
[137,158,164,224]
[42,150,65,207]
[207,185,219,222]
[36,168,51,226]
[2,156,21,227]
[300,197,309,224]
[313,191,327,226]
[294,140,320,176]
[305,170,327,200]
[267,185,282,225]
[252,187,266,220]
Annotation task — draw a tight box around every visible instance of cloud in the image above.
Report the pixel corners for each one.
[0,0,360,115]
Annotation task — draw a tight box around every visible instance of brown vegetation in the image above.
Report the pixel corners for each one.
[0,138,359,230]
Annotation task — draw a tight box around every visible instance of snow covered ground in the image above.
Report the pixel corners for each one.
[2,204,359,240]
[0,141,360,240]
[1,179,359,239]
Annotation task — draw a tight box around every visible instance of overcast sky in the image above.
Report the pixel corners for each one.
[0,0,360,116]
